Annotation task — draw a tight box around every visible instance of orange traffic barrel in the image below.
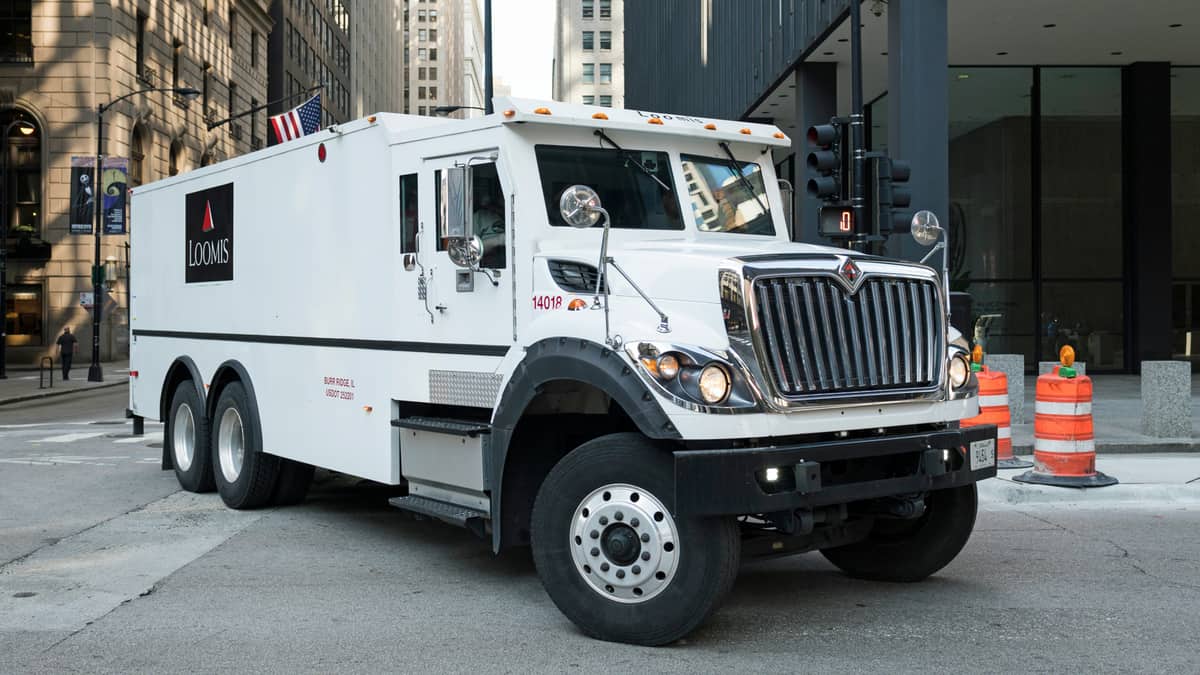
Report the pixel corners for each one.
[1014,348,1117,488]
[961,364,1030,469]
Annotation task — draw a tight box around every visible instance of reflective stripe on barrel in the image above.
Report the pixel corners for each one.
[961,367,1013,461]
[1032,368,1097,477]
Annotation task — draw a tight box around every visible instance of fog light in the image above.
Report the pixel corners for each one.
[765,467,780,482]
[698,364,731,404]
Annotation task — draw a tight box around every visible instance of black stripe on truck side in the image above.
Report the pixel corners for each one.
[131,329,511,357]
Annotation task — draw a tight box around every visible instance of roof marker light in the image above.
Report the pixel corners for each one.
[591,112,609,120]
[534,107,552,115]
[367,115,377,123]
[503,109,516,118]
[773,132,786,139]
[739,128,752,135]
[648,117,664,125]
[703,123,717,130]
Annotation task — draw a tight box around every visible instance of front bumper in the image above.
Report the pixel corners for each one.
[673,424,997,517]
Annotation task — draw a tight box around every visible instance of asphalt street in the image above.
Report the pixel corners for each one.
[2,387,1198,673]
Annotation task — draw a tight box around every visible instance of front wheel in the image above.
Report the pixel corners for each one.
[530,433,739,646]
[820,483,978,582]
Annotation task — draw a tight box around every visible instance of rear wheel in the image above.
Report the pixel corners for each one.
[820,483,978,582]
[531,433,739,646]
[211,381,280,509]
[167,381,213,493]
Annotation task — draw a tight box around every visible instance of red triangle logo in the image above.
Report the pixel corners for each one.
[201,201,215,232]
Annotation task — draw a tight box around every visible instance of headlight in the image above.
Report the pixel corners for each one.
[698,364,731,404]
[949,353,971,388]
[657,354,680,380]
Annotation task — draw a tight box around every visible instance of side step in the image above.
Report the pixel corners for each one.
[391,415,491,437]
[389,495,488,536]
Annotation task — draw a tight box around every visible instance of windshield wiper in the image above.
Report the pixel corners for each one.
[594,129,671,192]
[717,141,769,219]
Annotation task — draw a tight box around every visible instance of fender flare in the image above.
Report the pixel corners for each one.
[159,356,206,471]
[207,360,266,456]
[487,337,681,551]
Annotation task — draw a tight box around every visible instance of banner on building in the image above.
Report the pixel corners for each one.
[69,157,95,234]
[69,157,130,235]
[101,158,129,235]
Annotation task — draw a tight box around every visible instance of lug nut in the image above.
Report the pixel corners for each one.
[615,511,624,521]
[641,533,650,543]
[600,562,610,572]
[632,565,641,575]
[641,551,651,561]
[616,570,625,579]
[599,516,609,525]
[591,547,600,557]
[630,518,639,527]
[590,530,599,539]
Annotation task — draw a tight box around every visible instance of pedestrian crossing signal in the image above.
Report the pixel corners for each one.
[818,206,855,238]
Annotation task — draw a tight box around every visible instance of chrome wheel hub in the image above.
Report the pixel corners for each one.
[171,403,195,471]
[217,407,245,484]
[569,483,679,604]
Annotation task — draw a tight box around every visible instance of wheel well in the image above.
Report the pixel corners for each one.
[159,357,203,422]
[497,379,639,549]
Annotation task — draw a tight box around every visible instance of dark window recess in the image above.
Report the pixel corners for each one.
[547,260,605,293]
[0,0,32,63]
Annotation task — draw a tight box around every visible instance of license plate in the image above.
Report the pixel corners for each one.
[969,438,996,471]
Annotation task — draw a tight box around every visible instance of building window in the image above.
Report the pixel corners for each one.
[429,48,437,61]
[0,0,32,63]
[399,173,419,253]
[430,9,438,21]
[169,138,183,176]
[228,81,237,117]
[419,106,427,116]
[418,48,426,61]
[4,284,42,345]
[251,30,259,68]
[582,62,594,84]
[202,63,211,118]
[600,31,611,50]
[419,85,426,99]
[418,9,426,21]
[429,66,437,79]
[430,28,437,41]
[582,0,593,19]
[172,39,184,95]
[582,31,594,50]
[250,98,260,147]
[228,9,237,47]
[418,67,426,80]
[599,63,612,84]
[599,0,611,18]
[582,95,594,105]
[419,28,427,41]
[429,86,437,99]
[135,12,148,79]
[599,95,612,107]
[1,109,40,240]
[130,124,145,187]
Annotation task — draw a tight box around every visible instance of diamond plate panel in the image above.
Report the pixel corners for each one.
[429,370,503,408]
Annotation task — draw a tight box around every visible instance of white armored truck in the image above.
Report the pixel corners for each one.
[128,98,996,645]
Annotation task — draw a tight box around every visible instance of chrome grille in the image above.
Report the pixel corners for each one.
[753,275,943,397]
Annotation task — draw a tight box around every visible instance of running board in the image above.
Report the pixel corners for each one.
[391,416,491,437]
[389,495,488,538]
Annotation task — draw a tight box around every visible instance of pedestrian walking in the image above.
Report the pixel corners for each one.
[56,327,78,380]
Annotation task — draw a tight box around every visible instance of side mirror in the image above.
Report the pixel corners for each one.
[910,210,943,246]
[447,235,483,269]
[559,185,603,228]
[441,166,470,242]
[776,178,794,233]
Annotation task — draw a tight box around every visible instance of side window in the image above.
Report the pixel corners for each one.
[433,163,507,269]
[399,173,418,253]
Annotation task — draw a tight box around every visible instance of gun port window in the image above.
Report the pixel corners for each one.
[535,145,683,231]
[399,173,418,253]
[680,155,775,236]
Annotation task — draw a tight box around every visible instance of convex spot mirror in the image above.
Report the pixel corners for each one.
[910,209,943,247]
[559,185,603,228]
[447,235,483,269]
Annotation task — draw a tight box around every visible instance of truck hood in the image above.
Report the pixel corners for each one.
[536,236,857,303]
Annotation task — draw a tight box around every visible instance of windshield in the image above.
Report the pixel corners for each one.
[680,155,775,235]
[535,145,684,230]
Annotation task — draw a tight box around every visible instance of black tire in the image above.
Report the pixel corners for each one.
[530,433,739,646]
[271,458,315,505]
[211,381,280,509]
[165,380,214,493]
[820,483,978,582]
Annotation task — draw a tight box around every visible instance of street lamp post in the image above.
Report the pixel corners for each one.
[432,105,488,116]
[0,117,36,380]
[87,86,198,383]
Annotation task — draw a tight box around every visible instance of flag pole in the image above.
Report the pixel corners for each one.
[207,83,325,131]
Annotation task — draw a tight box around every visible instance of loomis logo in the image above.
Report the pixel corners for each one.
[185,183,234,283]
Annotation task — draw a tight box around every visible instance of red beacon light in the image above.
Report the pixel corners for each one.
[317,143,327,163]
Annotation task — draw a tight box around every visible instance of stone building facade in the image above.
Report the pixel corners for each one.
[402,0,485,118]
[552,0,624,108]
[1,0,271,369]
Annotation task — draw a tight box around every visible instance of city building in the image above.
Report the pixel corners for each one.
[402,0,485,118]
[625,0,1200,373]
[552,0,623,107]
[350,0,405,117]
[267,0,351,131]
[1,0,270,368]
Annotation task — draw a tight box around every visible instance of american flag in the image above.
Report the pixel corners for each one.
[269,94,322,143]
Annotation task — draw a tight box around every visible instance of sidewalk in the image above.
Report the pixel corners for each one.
[981,453,1200,507]
[0,360,130,406]
[1010,374,1200,455]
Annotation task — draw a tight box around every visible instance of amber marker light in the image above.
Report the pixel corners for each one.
[367,115,377,123]
[972,344,983,364]
[739,128,752,135]
[363,406,374,413]
[773,132,786,139]
[592,112,609,120]
[703,123,717,130]
[503,109,516,118]
[534,107,552,115]
[648,117,664,125]
[1059,345,1075,368]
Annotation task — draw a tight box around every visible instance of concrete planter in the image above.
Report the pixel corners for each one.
[1141,361,1191,438]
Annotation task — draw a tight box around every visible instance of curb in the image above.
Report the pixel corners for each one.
[0,380,128,406]
[979,476,1200,507]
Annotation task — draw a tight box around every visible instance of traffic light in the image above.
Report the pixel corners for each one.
[871,157,913,236]
[805,121,848,203]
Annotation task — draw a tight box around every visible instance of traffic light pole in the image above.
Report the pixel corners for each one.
[848,0,867,252]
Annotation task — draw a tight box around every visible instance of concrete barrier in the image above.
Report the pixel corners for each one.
[1141,361,1191,438]
[986,354,1025,424]
[1038,361,1086,376]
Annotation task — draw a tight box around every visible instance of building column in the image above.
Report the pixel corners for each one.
[792,62,837,244]
[1123,62,1172,368]
[887,0,948,260]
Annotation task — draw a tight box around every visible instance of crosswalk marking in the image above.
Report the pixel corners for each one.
[33,432,108,444]
[113,432,164,444]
